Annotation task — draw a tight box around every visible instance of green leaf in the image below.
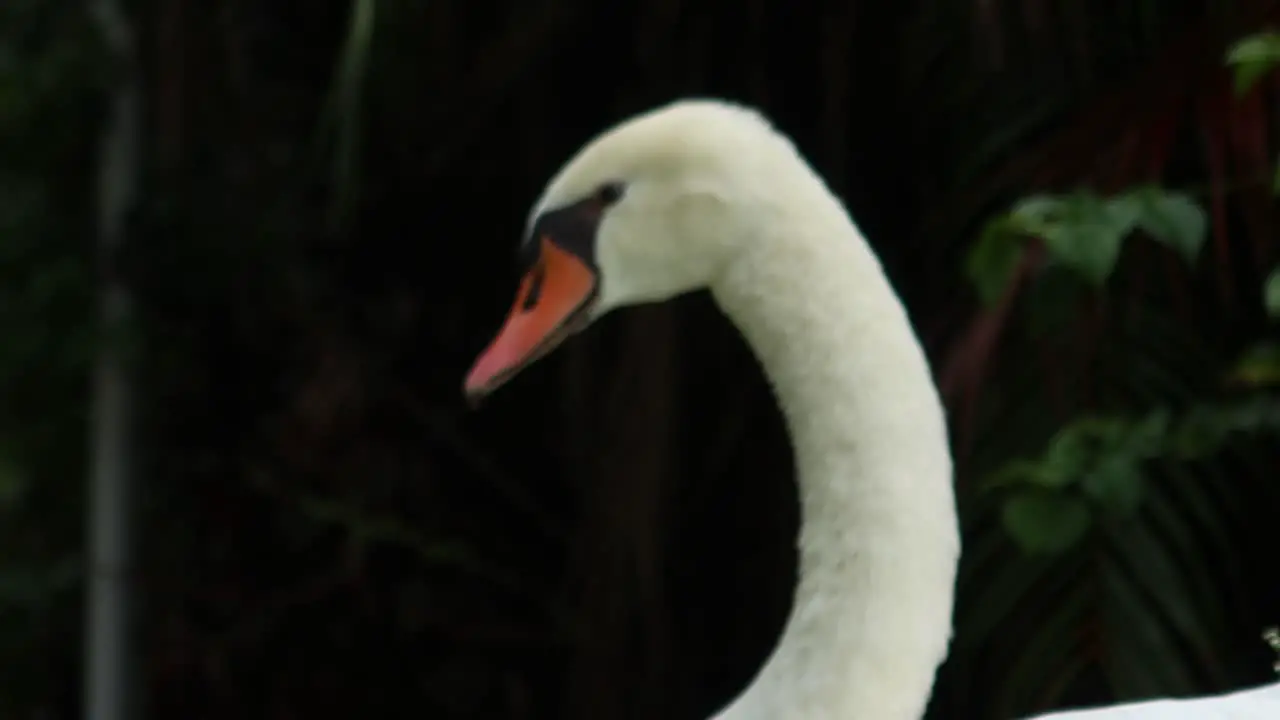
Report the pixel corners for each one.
[1133,188,1207,265]
[1227,342,1280,387]
[1002,492,1093,554]
[1265,267,1280,318]
[997,191,1144,286]
[1226,32,1280,95]
[1036,425,1098,488]
[966,220,1025,306]
[1036,192,1137,286]
[1007,195,1063,235]
[1164,399,1280,459]
[1081,454,1144,515]
[1126,409,1172,457]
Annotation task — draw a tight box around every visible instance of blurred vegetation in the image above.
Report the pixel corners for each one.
[2,1,1279,719]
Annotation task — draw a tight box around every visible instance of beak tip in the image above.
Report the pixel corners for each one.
[463,385,487,410]
[462,237,597,411]
[462,366,490,409]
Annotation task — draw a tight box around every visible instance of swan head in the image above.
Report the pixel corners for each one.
[464,99,792,401]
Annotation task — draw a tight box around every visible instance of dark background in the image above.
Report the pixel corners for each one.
[2,0,1280,718]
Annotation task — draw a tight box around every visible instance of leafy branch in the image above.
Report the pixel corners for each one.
[966,187,1206,307]
[968,180,1280,554]
[1227,32,1280,192]
[990,399,1280,555]
[1227,31,1280,96]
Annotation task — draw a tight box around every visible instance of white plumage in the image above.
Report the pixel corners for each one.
[1029,681,1280,718]
[486,99,1280,719]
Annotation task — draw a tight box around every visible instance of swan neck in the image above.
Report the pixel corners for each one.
[706,208,960,720]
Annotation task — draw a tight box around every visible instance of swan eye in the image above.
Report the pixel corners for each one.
[595,181,625,207]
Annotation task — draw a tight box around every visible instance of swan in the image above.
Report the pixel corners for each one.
[462,99,1280,719]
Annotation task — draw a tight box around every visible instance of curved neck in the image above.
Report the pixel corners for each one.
[706,197,960,720]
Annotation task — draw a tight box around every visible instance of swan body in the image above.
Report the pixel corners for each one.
[463,99,1279,719]
[1030,681,1280,719]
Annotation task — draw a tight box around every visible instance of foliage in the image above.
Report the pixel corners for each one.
[921,5,1280,717]
[950,171,1280,715]
[991,399,1280,555]
[1266,268,1280,317]
[1227,31,1280,95]
[1227,31,1280,194]
[967,188,1207,306]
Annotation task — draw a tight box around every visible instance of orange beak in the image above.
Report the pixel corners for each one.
[464,236,598,402]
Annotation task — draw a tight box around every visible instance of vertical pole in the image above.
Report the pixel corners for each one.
[85,0,141,717]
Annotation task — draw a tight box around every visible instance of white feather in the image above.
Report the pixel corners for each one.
[1028,681,1280,719]
[530,98,1280,720]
